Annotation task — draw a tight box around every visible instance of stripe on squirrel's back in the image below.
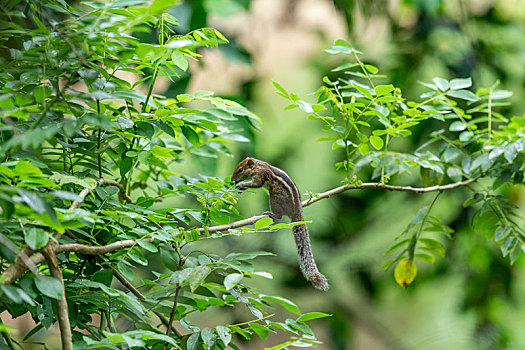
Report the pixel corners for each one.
[270,166,300,203]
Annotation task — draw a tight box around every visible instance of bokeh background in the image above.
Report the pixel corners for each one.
[178,0,525,349]
[6,0,525,349]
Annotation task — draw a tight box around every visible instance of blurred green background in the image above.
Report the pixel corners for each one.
[144,0,525,349]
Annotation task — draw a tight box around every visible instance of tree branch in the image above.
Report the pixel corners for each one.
[1,178,134,285]
[198,214,270,234]
[40,245,72,350]
[1,178,477,285]
[301,177,479,207]
[56,239,152,255]
[200,178,479,234]
[99,179,134,204]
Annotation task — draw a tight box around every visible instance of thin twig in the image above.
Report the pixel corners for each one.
[96,100,102,179]
[99,179,134,204]
[198,214,270,234]
[68,187,91,210]
[40,245,72,350]
[163,284,182,350]
[108,264,182,337]
[200,177,479,234]
[300,178,479,207]
[56,240,150,255]
[1,178,478,284]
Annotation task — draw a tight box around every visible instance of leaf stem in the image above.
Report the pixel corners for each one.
[228,313,275,328]
[408,192,441,260]
[488,87,493,140]
[96,99,102,178]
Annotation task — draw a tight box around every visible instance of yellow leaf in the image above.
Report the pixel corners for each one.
[394,259,417,288]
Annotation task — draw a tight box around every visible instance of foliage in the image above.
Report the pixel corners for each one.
[0,1,326,349]
[1,0,525,349]
[273,38,525,288]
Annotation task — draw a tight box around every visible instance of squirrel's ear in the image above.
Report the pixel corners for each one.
[245,158,255,166]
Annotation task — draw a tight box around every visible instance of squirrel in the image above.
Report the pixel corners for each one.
[231,157,329,291]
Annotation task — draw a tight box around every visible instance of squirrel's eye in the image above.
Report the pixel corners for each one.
[238,167,243,172]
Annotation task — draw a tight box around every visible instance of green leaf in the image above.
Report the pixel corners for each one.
[449,121,467,132]
[433,78,449,91]
[181,125,200,147]
[18,191,46,214]
[127,249,148,266]
[117,262,134,281]
[24,227,49,250]
[118,116,134,129]
[1,285,34,305]
[331,62,359,72]
[249,323,269,339]
[35,276,63,300]
[420,238,446,258]
[414,253,435,263]
[261,295,300,315]
[135,121,155,139]
[384,238,411,255]
[495,226,511,242]
[394,259,417,288]
[443,147,461,162]
[471,154,491,173]
[189,266,211,292]
[491,89,512,100]
[447,89,480,102]
[93,269,113,287]
[325,45,354,55]
[449,78,472,90]
[374,84,394,97]
[225,251,275,260]
[171,51,188,71]
[230,325,251,340]
[49,173,97,189]
[137,240,158,253]
[216,325,231,346]
[272,81,289,98]
[403,206,428,234]
[447,167,463,182]
[286,319,314,336]
[186,332,201,350]
[19,190,58,224]
[254,217,273,229]
[364,64,378,74]
[296,312,332,322]
[358,143,369,155]
[353,83,373,99]
[501,237,517,258]
[160,244,180,271]
[224,273,243,290]
[201,328,216,348]
[369,135,384,150]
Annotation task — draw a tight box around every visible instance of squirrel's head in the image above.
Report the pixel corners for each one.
[232,157,257,183]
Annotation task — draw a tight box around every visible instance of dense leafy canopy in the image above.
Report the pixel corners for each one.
[0,1,524,349]
[0,1,325,349]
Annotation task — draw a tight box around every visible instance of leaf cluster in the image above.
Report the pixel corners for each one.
[274,38,525,287]
[0,1,326,349]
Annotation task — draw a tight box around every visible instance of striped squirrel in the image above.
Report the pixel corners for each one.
[231,157,329,291]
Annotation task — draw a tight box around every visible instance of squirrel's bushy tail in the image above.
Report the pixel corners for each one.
[292,224,329,291]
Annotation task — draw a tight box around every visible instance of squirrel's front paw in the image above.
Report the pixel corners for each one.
[235,183,247,190]
[263,211,277,219]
